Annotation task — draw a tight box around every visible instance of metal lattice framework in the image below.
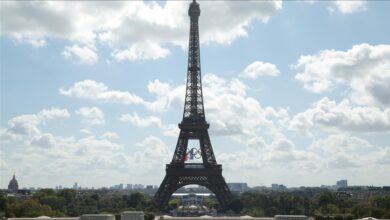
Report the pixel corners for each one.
[153,0,232,211]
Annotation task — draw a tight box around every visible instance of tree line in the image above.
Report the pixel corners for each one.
[0,189,155,218]
[1,189,390,219]
[227,191,390,219]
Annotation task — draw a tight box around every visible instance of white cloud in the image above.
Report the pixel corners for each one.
[112,42,170,61]
[104,73,288,140]
[240,61,280,79]
[80,129,93,135]
[1,1,282,62]
[1,127,173,187]
[144,79,184,112]
[76,107,105,125]
[1,108,70,142]
[202,74,288,138]
[218,136,315,174]
[218,133,390,186]
[332,1,367,14]
[293,44,390,107]
[59,80,144,105]
[38,108,70,121]
[107,72,291,140]
[309,134,378,169]
[30,133,56,148]
[141,74,289,139]
[134,136,171,168]
[120,112,179,137]
[1,108,143,186]
[290,97,390,135]
[62,45,98,65]
[100,132,119,140]
[120,112,162,128]
[59,79,183,113]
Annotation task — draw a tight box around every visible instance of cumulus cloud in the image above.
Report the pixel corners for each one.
[219,132,390,186]
[240,61,280,79]
[62,45,98,65]
[0,109,173,186]
[331,1,367,14]
[293,44,390,107]
[62,75,286,137]
[144,79,184,112]
[30,133,56,148]
[1,108,70,142]
[134,136,171,168]
[119,74,289,139]
[309,134,377,169]
[1,1,282,62]
[100,132,119,140]
[59,80,144,105]
[290,97,390,135]
[218,136,315,175]
[202,74,288,138]
[111,42,170,61]
[76,107,105,125]
[120,112,162,128]
[61,72,291,140]
[120,112,179,137]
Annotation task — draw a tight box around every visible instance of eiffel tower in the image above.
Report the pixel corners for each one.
[153,0,232,211]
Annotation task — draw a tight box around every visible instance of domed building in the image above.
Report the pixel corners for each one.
[8,173,19,192]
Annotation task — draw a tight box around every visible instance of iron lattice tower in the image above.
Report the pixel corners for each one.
[153,0,232,211]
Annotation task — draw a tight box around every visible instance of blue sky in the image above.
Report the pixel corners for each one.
[1,0,390,189]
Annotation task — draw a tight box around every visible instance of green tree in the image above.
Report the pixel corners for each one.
[10,199,64,217]
[316,204,339,216]
[39,195,66,212]
[127,193,145,208]
[352,203,371,218]
[245,208,265,217]
[144,212,155,220]
[0,192,10,217]
[371,195,390,211]
[57,189,76,204]
[315,192,336,208]
[168,199,180,209]
[204,197,218,209]
[33,189,56,200]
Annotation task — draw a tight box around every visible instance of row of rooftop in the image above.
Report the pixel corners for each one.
[5,174,390,195]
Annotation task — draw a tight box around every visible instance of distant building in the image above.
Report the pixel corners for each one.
[227,183,248,192]
[133,184,144,189]
[271,184,287,191]
[336,179,348,189]
[8,173,19,192]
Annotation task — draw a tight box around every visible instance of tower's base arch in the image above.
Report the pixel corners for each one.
[153,163,232,211]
